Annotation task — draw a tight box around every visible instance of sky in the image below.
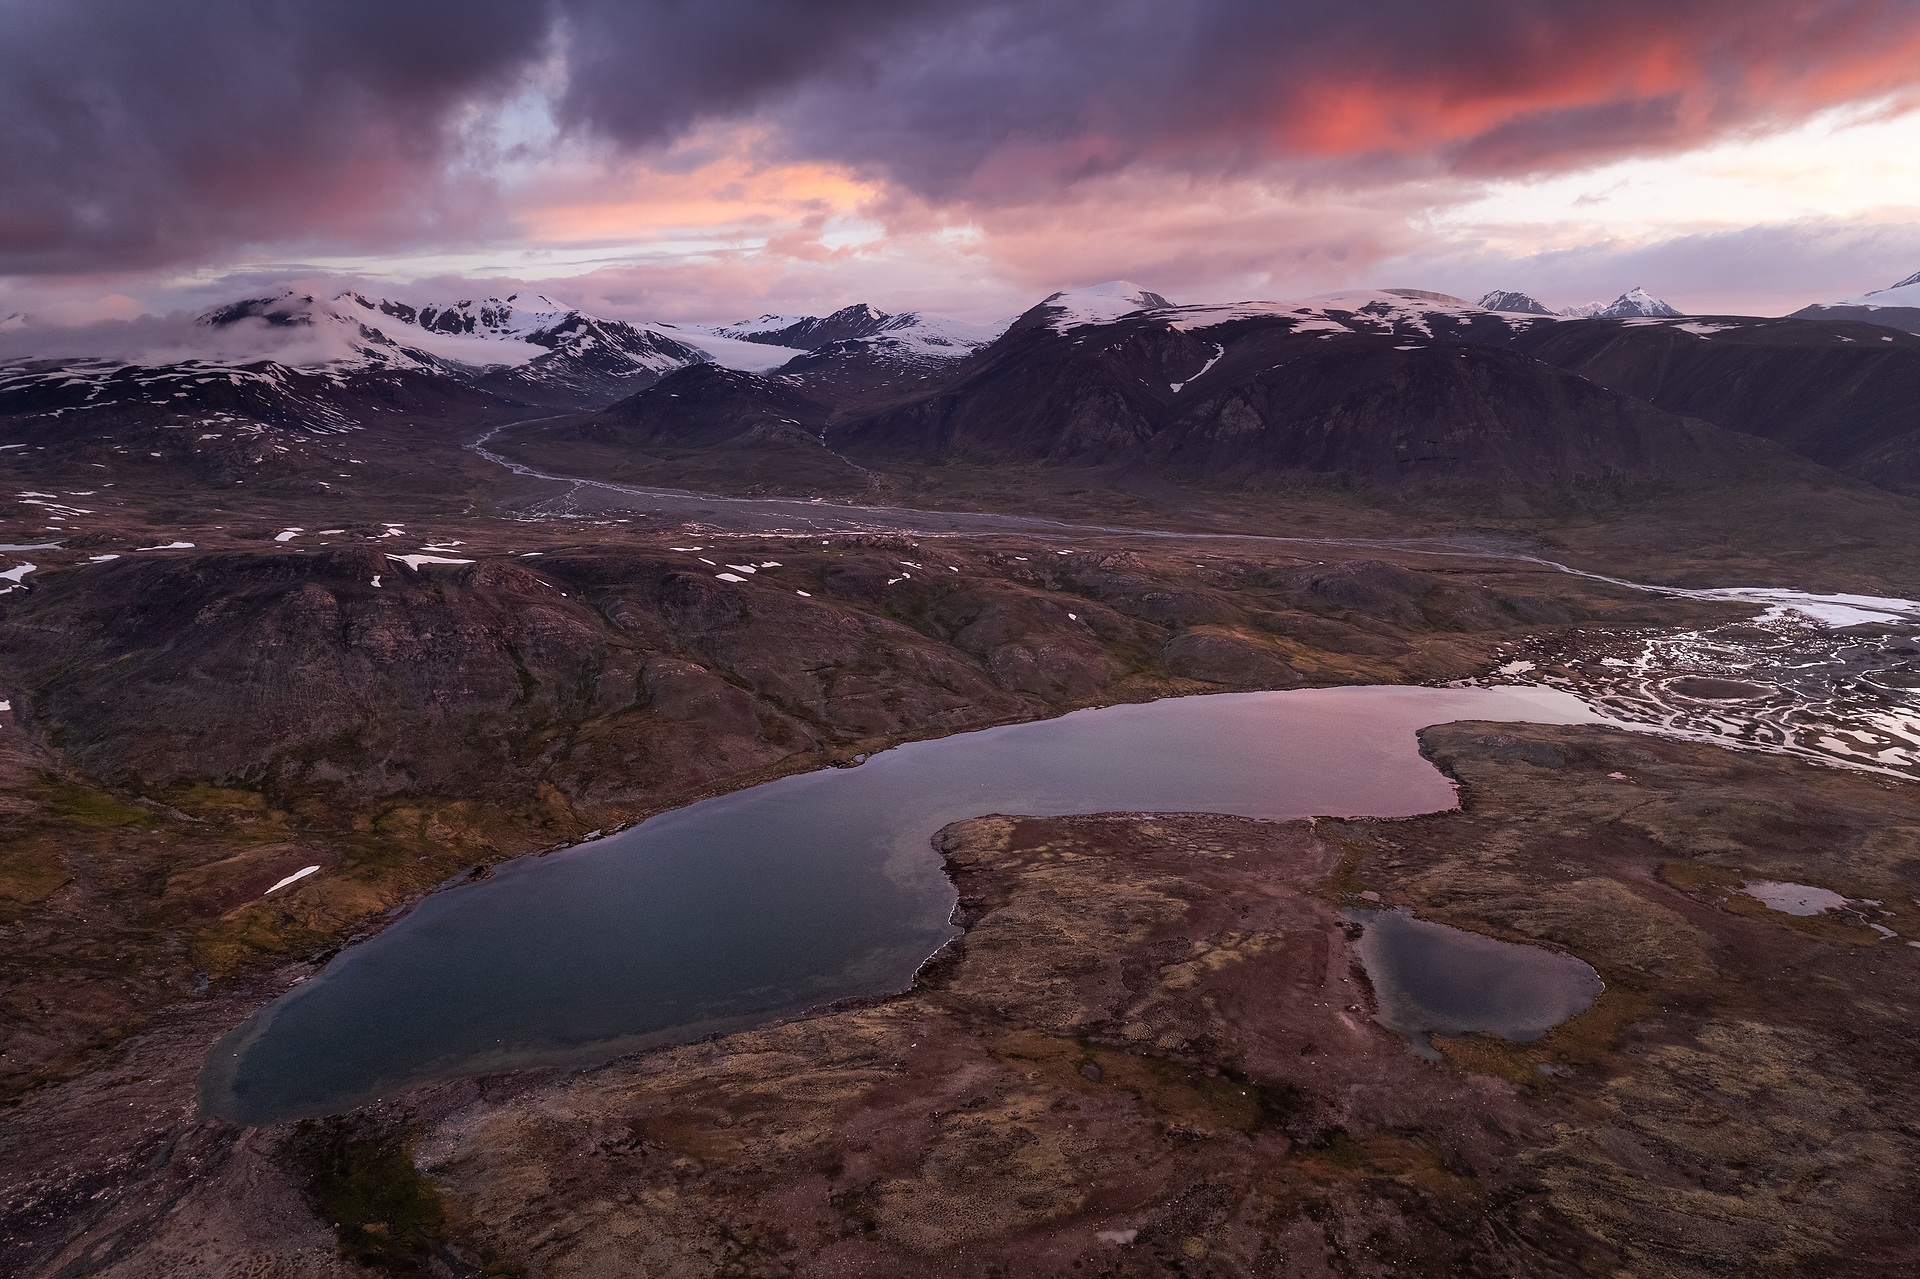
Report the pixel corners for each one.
[4,0,1920,330]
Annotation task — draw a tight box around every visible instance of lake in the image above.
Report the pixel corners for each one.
[200,684,1603,1126]
[1346,907,1606,1059]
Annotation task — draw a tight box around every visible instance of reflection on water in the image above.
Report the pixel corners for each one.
[1345,908,1605,1060]
[201,685,1602,1127]
[1481,614,1920,779]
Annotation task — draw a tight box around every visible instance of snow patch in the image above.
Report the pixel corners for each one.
[1742,881,1849,916]
[386,554,474,570]
[265,865,321,894]
[662,329,808,372]
[1037,281,1176,331]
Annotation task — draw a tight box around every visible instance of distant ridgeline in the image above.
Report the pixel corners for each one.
[7,274,1920,497]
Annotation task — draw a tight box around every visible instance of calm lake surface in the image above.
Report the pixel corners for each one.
[1346,908,1606,1059]
[201,685,1603,1126]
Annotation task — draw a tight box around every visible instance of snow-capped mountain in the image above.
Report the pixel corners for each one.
[1791,270,1920,335]
[704,304,896,349]
[1478,290,1555,315]
[1559,287,1683,319]
[0,289,714,428]
[680,302,1005,403]
[1839,269,1920,307]
[822,283,1794,488]
[1025,281,1177,332]
[200,289,712,406]
[694,303,1003,362]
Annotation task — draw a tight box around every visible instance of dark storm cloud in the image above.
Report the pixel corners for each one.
[5,0,1920,276]
[0,0,554,274]
[677,0,1920,199]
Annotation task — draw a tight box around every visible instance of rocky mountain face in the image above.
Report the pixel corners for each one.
[471,312,711,409]
[0,353,510,438]
[693,303,1004,407]
[1558,287,1683,318]
[217,289,714,409]
[1487,314,1920,496]
[1478,290,1555,314]
[595,362,831,449]
[0,290,713,431]
[487,279,1920,502]
[708,303,900,349]
[824,288,1809,492]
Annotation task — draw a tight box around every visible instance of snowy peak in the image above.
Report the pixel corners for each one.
[1601,286,1683,318]
[1066,287,1540,347]
[710,303,896,350]
[192,287,706,378]
[1795,270,1920,334]
[1030,281,1176,331]
[345,292,576,341]
[685,304,1002,381]
[1479,290,1555,315]
[1838,269,1920,308]
[698,303,1002,360]
[195,290,461,375]
[1561,287,1683,319]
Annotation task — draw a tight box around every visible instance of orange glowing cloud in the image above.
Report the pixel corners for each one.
[512,133,885,251]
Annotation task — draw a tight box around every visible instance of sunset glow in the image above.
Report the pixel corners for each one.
[6,0,1920,324]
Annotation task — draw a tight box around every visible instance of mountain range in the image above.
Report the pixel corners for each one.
[495,280,1920,501]
[1479,286,1683,318]
[8,272,1920,496]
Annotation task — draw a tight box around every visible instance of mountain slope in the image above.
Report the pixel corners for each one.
[483,362,871,496]
[1559,287,1683,319]
[706,304,899,349]
[1479,290,1555,314]
[689,304,1004,407]
[1486,313,1920,495]
[0,353,512,437]
[1,290,713,428]
[1791,269,1920,335]
[291,290,712,408]
[829,291,1811,492]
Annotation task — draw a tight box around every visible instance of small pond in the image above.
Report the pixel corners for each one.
[1345,908,1605,1059]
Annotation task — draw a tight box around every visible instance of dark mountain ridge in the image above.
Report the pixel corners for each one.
[825,297,1817,493]
[719,303,897,350]
[1478,314,1920,495]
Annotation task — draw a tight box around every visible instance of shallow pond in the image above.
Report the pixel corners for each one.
[1346,908,1605,1059]
[201,685,1602,1126]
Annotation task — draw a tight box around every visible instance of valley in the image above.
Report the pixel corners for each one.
[2,280,1919,1277]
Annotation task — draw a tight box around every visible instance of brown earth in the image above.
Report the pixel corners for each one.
[0,525,1701,1108]
[4,394,1920,1277]
[6,722,1916,1277]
